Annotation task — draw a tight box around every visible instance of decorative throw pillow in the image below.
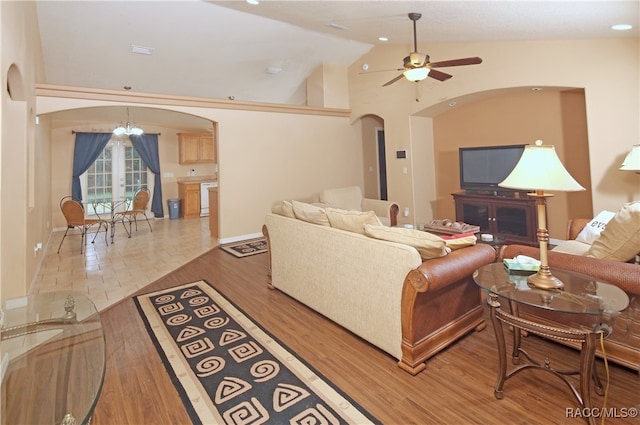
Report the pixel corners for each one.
[439,232,477,250]
[291,200,330,226]
[364,224,450,259]
[586,201,640,262]
[271,200,295,218]
[575,210,616,245]
[325,208,382,235]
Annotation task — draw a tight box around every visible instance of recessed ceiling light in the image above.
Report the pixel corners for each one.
[611,24,632,31]
[246,0,259,5]
[531,87,542,91]
[378,36,388,42]
[130,45,154,55]
[266,66,282,75]
[448,102,457,107]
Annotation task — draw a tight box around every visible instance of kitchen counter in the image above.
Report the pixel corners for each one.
[176,175,217,183]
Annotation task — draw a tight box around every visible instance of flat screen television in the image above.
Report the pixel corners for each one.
[458,144,526,192]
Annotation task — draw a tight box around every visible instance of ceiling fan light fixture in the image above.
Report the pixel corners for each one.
[409,52,427,66]
[403,67,429,82]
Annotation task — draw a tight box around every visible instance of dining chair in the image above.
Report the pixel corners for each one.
[57,196,109,254]
[117,189,152,237]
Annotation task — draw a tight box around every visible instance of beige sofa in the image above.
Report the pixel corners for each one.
[263,211,496,375]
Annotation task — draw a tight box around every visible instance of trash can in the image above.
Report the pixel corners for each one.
[168,198,181,219]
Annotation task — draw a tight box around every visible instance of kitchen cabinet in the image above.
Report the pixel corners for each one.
[452,192,538,245]
[178,182,201,218]
[178,132,216,164]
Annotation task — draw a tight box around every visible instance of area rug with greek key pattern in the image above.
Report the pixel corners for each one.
[134,281,379,425]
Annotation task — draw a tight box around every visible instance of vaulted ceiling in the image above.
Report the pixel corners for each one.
[36,1,638,106]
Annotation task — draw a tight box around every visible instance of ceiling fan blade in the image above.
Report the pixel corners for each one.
[430,57,483,68]
[360,68,403,75]
[428,69,453,81]
[382,74,405,87]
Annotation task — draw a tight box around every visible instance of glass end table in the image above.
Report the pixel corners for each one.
[1,291,105,425]
[473,263,629,425]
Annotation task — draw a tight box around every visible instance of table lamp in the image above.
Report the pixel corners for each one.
[619,144,640,172]
[499,140,585,290]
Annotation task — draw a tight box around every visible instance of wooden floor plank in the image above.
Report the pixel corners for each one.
[93,248,640,424]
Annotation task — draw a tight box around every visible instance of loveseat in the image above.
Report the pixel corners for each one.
[263,205,496,375]
[295,186,400,227]
[498,201,640,371]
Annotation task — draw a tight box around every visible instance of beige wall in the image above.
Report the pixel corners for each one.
[1,1,48,300]
[349,39,640,227]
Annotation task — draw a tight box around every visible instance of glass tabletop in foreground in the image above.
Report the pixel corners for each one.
[473,262,629,315]
[1,291,105,425]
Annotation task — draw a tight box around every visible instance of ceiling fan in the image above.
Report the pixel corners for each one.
[382,13,482,87]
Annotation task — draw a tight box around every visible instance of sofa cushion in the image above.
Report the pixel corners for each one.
[587,201,640,262]
[575,210,616,245]
[326,208,382,235]
[271,200,295,218]
[291,200,330,226]
[364,224,450,259]
[552,239,592,256]
[320,186,363,211]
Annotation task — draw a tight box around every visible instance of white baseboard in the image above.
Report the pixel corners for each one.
[219,232,264,245]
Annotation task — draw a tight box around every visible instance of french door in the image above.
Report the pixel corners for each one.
[82,138,151,215]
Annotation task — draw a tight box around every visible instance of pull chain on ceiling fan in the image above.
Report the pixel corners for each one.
[382,13,483,87]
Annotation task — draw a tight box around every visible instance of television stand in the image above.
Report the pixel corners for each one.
[464,189,528,198]
[452,192,538,245]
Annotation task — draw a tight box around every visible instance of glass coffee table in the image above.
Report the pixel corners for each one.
[473,263,629,425]
[1,291,105,425]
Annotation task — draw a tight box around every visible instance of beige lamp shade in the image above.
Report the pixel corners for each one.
[499,141,585,192]
[620,144,640,171]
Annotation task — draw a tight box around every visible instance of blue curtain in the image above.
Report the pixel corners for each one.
[72,132,111,201]
[130,134,164,218]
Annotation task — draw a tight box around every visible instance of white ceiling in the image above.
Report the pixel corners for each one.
[35,1,638,128]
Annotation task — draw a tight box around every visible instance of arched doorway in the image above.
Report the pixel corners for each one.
[359,114,386,200]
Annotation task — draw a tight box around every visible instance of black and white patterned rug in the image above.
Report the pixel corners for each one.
[134,281,380,425]
[219,238,268,258]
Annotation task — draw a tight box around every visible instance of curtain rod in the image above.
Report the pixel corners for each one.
[71,130,161,135]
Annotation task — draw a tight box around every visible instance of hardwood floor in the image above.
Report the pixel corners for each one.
[93,247,640,425]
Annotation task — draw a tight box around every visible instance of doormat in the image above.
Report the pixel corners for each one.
[220,237,268,258]
[134,281,380,425]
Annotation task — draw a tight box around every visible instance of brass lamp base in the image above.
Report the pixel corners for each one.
[527,268,565,290]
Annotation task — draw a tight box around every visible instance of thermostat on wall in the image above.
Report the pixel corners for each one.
[396,150,407,159]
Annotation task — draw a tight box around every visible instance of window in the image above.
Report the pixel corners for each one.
[82,138,151,215]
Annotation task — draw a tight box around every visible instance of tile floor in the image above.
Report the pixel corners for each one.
[31,217,218,311]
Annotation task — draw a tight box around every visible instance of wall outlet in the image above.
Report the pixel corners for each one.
[403,207,410,217]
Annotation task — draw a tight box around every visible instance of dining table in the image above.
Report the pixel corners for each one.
[87,198,131,243]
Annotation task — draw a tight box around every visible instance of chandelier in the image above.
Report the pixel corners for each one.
[113,107,144,136]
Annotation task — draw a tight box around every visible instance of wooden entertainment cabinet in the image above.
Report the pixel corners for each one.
[452,191,538,246]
